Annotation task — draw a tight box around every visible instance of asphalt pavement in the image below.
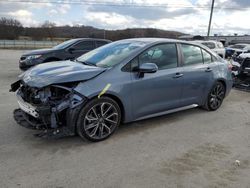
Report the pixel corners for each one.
[0,49,250,188]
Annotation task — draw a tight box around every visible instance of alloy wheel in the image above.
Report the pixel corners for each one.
[83,102,119,140]
[209,83,225,110]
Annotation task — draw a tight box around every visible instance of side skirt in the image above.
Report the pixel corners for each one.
[135,104,199,121]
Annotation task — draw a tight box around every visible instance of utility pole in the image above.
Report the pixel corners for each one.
[207,0,215,37]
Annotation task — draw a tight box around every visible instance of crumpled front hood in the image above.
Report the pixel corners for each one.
[19,60,106,88]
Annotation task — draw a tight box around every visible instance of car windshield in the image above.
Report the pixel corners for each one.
[228,44,247,49]
[201,42,216,49]
[53,39,78,50]
[76,40,148,68]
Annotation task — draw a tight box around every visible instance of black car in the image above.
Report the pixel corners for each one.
[19,38,111,70]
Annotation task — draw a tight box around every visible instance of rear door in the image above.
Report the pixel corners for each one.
[130,43,184,120]
[179,43,215,106]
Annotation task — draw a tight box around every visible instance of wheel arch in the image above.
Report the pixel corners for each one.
[89,93,126,123]
[203,78,227,106]
[216,78,227,91]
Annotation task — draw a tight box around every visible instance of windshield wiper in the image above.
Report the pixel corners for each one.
[74,59,96,66]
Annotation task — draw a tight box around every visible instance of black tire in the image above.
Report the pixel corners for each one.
[76,97,121,142]
[203,81,226,111]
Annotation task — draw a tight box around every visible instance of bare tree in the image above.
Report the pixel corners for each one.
[0,17,23,39]
[0,17,184,41]
[41,20,56,40]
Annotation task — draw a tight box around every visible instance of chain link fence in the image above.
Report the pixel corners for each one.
[0,40,60,49]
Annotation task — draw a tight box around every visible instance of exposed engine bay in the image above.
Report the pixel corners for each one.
[10,80,86,138]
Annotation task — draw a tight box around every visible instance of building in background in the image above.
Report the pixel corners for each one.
[207,35,250,46]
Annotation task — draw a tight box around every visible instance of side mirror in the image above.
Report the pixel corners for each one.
[138,63,158,77]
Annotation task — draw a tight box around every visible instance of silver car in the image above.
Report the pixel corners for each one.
[11,38,233,141]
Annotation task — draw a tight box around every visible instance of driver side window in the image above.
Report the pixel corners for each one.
[138,43,178,70]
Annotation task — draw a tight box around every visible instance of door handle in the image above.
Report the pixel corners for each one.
[173,73,183,78]
[205,67,212,72]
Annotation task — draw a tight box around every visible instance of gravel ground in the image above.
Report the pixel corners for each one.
[0,49,250,188]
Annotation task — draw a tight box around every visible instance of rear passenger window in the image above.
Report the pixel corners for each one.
[96,41,108,47]
[139,43,178,70]
[181,44,203,66]
[73,41,94,50]
[202,49,212,64]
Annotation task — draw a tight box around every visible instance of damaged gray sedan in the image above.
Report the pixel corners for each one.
[10,38,233,141]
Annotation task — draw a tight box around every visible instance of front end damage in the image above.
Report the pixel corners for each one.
[10,80,86,138]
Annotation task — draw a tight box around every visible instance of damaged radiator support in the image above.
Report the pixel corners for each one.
[50,100,71,129]
[39,93,85,137]
[13,82,86,139]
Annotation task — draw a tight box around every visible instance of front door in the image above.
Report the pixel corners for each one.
[131,43,184,120]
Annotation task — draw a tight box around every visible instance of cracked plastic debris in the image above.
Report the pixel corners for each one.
[235,160,240,166]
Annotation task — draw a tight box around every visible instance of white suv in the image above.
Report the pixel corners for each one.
[195,40,225,58]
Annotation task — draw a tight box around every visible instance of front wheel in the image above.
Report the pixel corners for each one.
[203,82,226,111]
[77,97,121,142]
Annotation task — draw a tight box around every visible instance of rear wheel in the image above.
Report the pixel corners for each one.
[77,97,121,142]
[204,82,226,111]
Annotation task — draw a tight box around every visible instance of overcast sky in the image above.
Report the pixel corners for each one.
[0,0,249,36]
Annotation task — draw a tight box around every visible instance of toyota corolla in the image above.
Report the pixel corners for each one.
[10,38,233,141]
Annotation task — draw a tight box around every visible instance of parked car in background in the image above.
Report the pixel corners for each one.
[19,38,111,70]
[238,58,250,77]
[195,40,225,58]
[11,38,233,141]
[231,52,250,77]
[233,51,250,63]
[225,43,250,58]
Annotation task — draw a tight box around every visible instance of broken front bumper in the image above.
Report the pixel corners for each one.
[14,108,45,130]
[13,89,86,138]
[16,92,40,118]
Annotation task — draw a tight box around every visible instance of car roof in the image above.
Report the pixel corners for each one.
[114,38,217,55]
[115,38,214,50]
[70,38,112,42]
[117,38,207,46]
[118,38,181,43]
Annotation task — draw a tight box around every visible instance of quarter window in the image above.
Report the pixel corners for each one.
[202,49,212,64]
[139,43,178,70]
[181,44,203,66]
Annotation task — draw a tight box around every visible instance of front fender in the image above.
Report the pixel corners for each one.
[74,70,133,123]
